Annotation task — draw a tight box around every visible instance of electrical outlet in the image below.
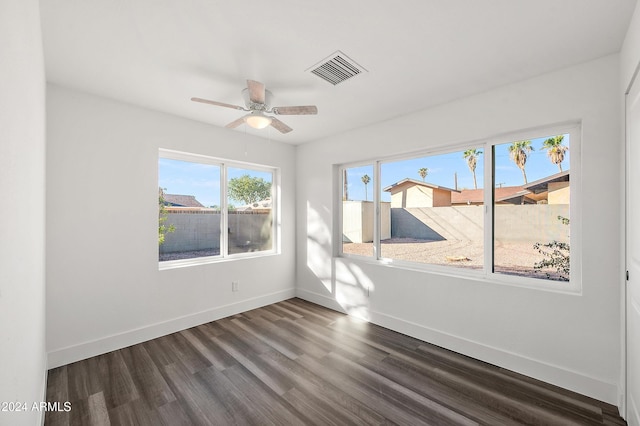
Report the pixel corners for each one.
[232,281,239,292]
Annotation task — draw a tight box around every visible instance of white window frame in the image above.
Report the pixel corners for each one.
[338,161,377,258]
[159,148,280,270]
[337,122,581,293]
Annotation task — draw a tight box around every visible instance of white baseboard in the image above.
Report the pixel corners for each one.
[295,288,618,405]
[47,288,295,369]
[295,287,347,313]
[629,395,640,426]
[618,383,627,422]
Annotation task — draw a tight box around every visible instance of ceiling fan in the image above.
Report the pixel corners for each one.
[191,80,318,134]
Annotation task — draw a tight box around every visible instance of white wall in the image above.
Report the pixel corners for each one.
[46,85,297,367]
[0,1,47,425]
[296,55,623,403]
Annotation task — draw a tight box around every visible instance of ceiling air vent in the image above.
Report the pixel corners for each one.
[307,51,366,85]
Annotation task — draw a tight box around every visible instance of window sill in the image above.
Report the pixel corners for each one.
[159,250,279,271]
[337,253,581,295]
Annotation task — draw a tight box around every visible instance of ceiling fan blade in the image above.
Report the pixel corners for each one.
[191,97,246,111]
[272,105,318,115]
[225,116,246,129]
[269,117,293,134]
[247,80,266,104]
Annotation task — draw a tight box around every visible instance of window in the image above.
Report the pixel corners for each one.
[227,167,274,255]
[158,149,277,267]
[492,133,571,281]
[339,124,577,287]
[378,149,484,270]
[341,165,375,257]
[158,157,222,261]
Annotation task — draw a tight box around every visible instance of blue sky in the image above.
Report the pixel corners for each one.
[159,134,569,206]
[346,134,570,202]
[158,159,272,207]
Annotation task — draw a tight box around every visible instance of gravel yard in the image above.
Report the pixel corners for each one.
[343,238,568,281]
[159,249,220,262]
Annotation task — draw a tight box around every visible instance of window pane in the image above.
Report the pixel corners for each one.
[227,167,273,254]
[493,134,570,281]
[342,165,375,257]
[379,149,484,269]
[158,158,221,262]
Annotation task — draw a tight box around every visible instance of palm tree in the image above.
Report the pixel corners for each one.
[418,167,428,181]
[508,140,534,184]
[542,135,568,172]
[343,169,348,201]
[361,174,371,201]
[463,149,482,189]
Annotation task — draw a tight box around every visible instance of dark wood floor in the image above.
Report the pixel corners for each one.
[45,298,626,425]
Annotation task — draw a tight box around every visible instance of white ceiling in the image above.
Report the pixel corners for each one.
[40,0,637,144]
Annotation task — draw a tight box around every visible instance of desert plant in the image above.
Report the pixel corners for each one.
[533,216,570,281]
[508,140,534,184]
[463,149,482,189]
[418,167,428,181]
[158,187,175,246]
[343,169,349,201]
[361,174,371,201]
[542,135,569,172]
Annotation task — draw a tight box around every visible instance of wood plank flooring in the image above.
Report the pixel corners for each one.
[45,298,626,425]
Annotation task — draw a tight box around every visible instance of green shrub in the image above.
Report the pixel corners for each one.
[533,216,569,281]
[158,188,175,246]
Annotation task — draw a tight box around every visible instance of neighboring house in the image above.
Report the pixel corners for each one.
[451,186,533,205]
[496,186,542,205]
[523,171,570,205]
[451,188,485,206]
[383,178,460,208]
[163,193,205,208]
[450,172,570,205]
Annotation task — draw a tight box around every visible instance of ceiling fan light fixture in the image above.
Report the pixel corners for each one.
[192,79,317,134]
[244,112,272,129]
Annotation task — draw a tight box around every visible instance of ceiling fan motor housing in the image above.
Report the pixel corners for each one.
[242,88,272,111]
